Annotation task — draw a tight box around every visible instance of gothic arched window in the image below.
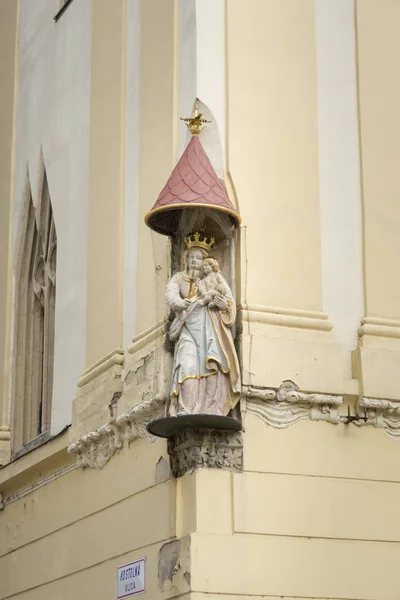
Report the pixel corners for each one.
[12,170,57,451]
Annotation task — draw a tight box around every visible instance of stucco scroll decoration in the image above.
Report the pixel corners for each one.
[356,397,400,439]
[116,395,166,442]
[246,380,343,428]
[68,395,166,468]
[68,423,122,469]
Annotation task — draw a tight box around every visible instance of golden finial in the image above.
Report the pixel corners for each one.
[180,98,211,136]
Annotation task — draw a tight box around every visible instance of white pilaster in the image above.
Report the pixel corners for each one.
[177,0,226,176]
[315,0,364,379]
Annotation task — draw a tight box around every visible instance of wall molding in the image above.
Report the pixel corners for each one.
[358,317,400,340]
[127,321,164,355]
[2,464,76,507]
[246,380,343,428]
[240,304,333,332]
[0,426,10,441]
[68,395,166,468]
[246,380,400,440]
[357,396,400,439]
[78,348,124,388]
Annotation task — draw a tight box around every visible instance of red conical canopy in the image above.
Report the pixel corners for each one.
[145,136,241,236]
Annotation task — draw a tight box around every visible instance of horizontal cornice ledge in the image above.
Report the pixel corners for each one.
[78,348,124,388]
[0,426,11,441]
[240,304,333,332]
[358,316,400,339]
[127,321,164,355]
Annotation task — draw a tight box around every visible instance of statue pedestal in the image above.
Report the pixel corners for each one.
[146,413,241,438]
[147,415,243,478]
[167,426,243,478]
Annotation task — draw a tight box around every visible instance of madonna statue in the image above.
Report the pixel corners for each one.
[165,233,241,417]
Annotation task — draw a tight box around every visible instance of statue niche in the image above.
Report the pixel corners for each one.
[145,99,242,439]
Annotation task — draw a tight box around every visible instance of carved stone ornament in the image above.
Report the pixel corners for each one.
[167,427,243,478]
[246,380,343,429]
[68,395,166,469]
[68,424,122,469]
[356,397,400,439]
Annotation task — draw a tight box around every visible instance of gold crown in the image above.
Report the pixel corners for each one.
[185,232,215,254]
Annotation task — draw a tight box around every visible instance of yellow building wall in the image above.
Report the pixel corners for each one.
[167,415,400,600]
[85,0,126,366]
[136,0,175,334]
[354,0,400,400]
[0,0,18,464]
[227,0,344,395]
[0,437,180,599]
[2,1,400,600]
[228,0,322,312]
[356,0,400,320]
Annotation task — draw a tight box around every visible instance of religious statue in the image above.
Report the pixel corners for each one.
[165,233,241,417]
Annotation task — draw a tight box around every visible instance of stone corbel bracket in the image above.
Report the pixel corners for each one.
[356,396,400,439]
[246,380,343,429]
[68,395,166,468]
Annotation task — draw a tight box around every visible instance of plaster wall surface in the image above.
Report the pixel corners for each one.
[191,531,399,599]
[352,0,400,400]
[0,439,176,600]
[226,0,349,396]
[11,0,91,435]
[357,0,400,319]
[2,2,400,600]
[123,0,141,347]
[227,0,322,312]
[0,0,18,461]
[135,0,174,334]
[184,596,342,600]
[185,415,400,600]
[84,0,126,366]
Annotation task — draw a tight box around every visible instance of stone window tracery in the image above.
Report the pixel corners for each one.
[12,171,57,451]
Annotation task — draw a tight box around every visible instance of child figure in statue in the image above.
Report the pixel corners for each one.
[198,257,228,308]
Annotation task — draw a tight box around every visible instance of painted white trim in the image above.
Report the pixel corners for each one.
[195,0,226,172]
[315,0,364,379]
[177,0,197,158]
[177,0,226,176]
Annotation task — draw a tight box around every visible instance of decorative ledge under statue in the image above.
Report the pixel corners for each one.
[147,233,241,438]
